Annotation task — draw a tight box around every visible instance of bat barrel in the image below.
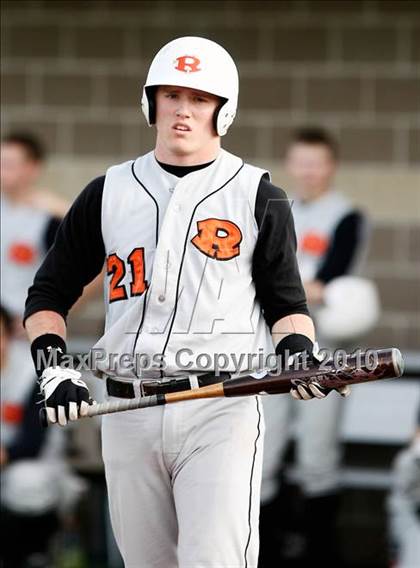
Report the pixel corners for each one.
[223,348,404,397]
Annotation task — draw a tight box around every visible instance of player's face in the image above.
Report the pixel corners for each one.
[154,86,221,164]
[285,143,336,201]
[0,143,41,195]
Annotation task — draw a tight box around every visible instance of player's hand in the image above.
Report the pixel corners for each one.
[39,367,91,426]
[289,351,351,401]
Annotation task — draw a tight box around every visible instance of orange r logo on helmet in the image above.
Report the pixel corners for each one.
[191,218,242,261]
[174,55,201,73]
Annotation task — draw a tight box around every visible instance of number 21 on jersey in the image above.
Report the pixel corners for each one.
[106,247,147,303]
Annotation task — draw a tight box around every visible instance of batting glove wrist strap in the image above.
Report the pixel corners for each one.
[275,333,314,365]
[31,333,67,377]
[40,367,90,426]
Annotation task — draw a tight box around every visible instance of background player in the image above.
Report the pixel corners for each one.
[261,127,367,565]
[24,38,348,567]
[0,133,68,334]
[1,133,103,332]
[0,303,86,568]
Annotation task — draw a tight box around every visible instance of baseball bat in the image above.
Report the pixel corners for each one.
[40,348,404,426]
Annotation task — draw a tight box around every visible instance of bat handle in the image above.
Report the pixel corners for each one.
[39,395,164,427]
[39,398,96,428]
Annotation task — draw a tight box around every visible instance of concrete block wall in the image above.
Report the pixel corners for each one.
[1,0,419,349]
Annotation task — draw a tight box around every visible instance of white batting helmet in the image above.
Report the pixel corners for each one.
[316,276,381,343]
[141,36,239,136]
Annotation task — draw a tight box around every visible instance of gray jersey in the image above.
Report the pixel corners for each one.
[0,339,64,463]
[0,340,36,446]
[291,191,354,282]
[1,196,50,317]
[93,149,274,378]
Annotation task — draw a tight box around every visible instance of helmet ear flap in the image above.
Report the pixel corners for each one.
[213,97,228,136]
[215,99,236,136]
[146,86,157,125]
[141,86,157,126]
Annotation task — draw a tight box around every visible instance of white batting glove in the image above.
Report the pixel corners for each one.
[40,367,91,426]
[289,349,351,401]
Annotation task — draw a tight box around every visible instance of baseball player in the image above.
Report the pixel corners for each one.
[0,133,66,332]
[261,128,366,564]
[0,303,60,568]
[1,304,86,568]
[387,408,420,568]
[24,38,349,568]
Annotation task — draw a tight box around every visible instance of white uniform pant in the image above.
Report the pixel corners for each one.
[387,444,420,568]
[102,396,264,568]
[261,392,344,503]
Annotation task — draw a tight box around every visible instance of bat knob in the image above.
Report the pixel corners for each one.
[392,348,405,377]
[39,407,49,428]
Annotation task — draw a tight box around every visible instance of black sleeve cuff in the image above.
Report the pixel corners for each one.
[30,333,67,377]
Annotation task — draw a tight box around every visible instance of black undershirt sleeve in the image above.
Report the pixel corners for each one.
[43,216,62,251]
[24,176,106,323]
[315,211,365,284]
[6,382,46,462]
[252,176,309,330]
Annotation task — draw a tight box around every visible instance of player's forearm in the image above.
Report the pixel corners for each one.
[25,310,66,342]
[271,313,315,348]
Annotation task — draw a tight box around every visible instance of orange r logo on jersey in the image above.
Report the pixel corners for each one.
[8,242,36,264]
[174,55,201,73]
[1,402,24,424]
[191,218,242,261]
[300,232,329,256]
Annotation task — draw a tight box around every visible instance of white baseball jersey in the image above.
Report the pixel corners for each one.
[93,149,274,378]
